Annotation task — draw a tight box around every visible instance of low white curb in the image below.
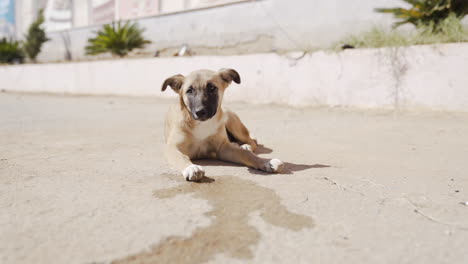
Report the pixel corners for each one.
[1,43,467,111]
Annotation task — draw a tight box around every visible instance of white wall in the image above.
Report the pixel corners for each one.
[72,0,90,28]
[14,0,35,38]
[32,0,403,62]
[160,0,186,13]
[2,43,468,111]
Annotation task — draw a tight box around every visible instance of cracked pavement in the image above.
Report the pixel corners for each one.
[1,93,468,263]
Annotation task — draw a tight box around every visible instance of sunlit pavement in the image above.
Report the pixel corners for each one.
[1,93,468,264]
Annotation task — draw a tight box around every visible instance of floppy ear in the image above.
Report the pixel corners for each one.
[218,68,241,84]
[161,74,185,93]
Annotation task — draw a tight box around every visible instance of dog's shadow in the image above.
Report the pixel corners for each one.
[255,144,273,155]
[248,162,330,175]
[195,160,330,175]
[194,144,331,175]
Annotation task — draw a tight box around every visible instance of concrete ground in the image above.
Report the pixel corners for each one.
[1,92,468,264]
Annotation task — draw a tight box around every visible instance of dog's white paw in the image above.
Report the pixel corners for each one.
[264,158,284,173]
[240,144,253,152]
[182,165,205,181]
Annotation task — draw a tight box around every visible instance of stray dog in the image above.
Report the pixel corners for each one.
[162,69,284,181]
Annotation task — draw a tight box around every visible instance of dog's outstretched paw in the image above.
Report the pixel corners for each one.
[240,144,253,152]
[264,158,284,173]
[182,165,205,181]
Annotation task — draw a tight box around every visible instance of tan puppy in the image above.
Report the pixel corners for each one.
[162,69,284,181]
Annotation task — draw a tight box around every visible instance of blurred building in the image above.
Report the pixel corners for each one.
[2,0,406,62]
[0,0,15,37]
[3,0,239,36]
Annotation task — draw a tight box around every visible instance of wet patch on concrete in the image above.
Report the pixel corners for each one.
[113,174,314,264]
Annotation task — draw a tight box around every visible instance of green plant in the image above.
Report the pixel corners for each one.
[376,0,468,30]
[336,14,468,50]
[24,9,49,62]
[337,27,410,49]
[85,21,151,57]
[0,38,25,64]
[414,13,468,42]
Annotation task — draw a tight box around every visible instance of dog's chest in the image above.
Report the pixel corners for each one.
[192,118,222,141]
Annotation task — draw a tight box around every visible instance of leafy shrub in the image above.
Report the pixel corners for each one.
[414,13,468,42]
[0,38,25,64]
[336,15,468,50]
[338,27,410,49]
[85,21,151,57]
[376,0,468,31]
[24,9,49,62]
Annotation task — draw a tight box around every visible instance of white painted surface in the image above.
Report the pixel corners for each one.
[1,43,468,111]
[26,0,403,62]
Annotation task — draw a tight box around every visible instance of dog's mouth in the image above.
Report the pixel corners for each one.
[192,108,217,121]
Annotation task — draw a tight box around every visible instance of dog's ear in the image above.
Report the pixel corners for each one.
[162,74,185,93]
[218,68,241,84]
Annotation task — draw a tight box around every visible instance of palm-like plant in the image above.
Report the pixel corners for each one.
[376,0,468,30]
[0,38,25,64]
[85,21,151,57]
[24,9,49,62]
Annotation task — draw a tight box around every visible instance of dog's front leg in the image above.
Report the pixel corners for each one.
[164,145,205,181]
[217,142,284,173]
[225,110,258,152]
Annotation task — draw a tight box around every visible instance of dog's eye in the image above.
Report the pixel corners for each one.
[186,87,194,94]
[207,83,217,92]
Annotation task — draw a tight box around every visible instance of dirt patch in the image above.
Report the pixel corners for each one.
[113,174,314,264]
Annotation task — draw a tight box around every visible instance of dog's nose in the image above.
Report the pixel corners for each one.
[196,109,207,118]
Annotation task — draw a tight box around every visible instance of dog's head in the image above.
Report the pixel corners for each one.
[161,69,241,121]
